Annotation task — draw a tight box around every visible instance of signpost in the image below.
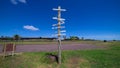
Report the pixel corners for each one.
[52,6,66,64]
[3,43,16,58]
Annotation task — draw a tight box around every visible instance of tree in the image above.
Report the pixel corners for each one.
[14,34,20,41]
[81,37,84,40]
[103,40,107,42]
[70,36,79,40]
[1,36,4,40]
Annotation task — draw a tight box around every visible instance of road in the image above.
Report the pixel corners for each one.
[0,44,106,53]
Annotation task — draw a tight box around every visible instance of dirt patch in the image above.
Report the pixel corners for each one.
[66,57,90,68]
[46,53,58,63]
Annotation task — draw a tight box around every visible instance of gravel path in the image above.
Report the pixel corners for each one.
[0,44,106,53]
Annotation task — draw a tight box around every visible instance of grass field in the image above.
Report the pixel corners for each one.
[0,41,120,68]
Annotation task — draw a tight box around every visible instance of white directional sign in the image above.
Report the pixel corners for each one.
[52,6,66,64]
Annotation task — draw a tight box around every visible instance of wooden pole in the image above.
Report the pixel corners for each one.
[53,6,66,64]
[58,6,62,64]
[3,42,6,59]
[12,43,15,56]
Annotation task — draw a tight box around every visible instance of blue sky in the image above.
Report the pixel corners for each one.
[0,0,120,40]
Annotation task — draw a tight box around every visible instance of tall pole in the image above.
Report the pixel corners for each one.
[52,6,66,64]
[58,6,62,64]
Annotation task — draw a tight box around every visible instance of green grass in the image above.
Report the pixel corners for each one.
[0,41,120,68]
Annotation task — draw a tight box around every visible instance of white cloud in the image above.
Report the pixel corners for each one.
[23,25,39,31]
[11,0,18,5]
[18,0,27,4]
[10,0,27,5]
